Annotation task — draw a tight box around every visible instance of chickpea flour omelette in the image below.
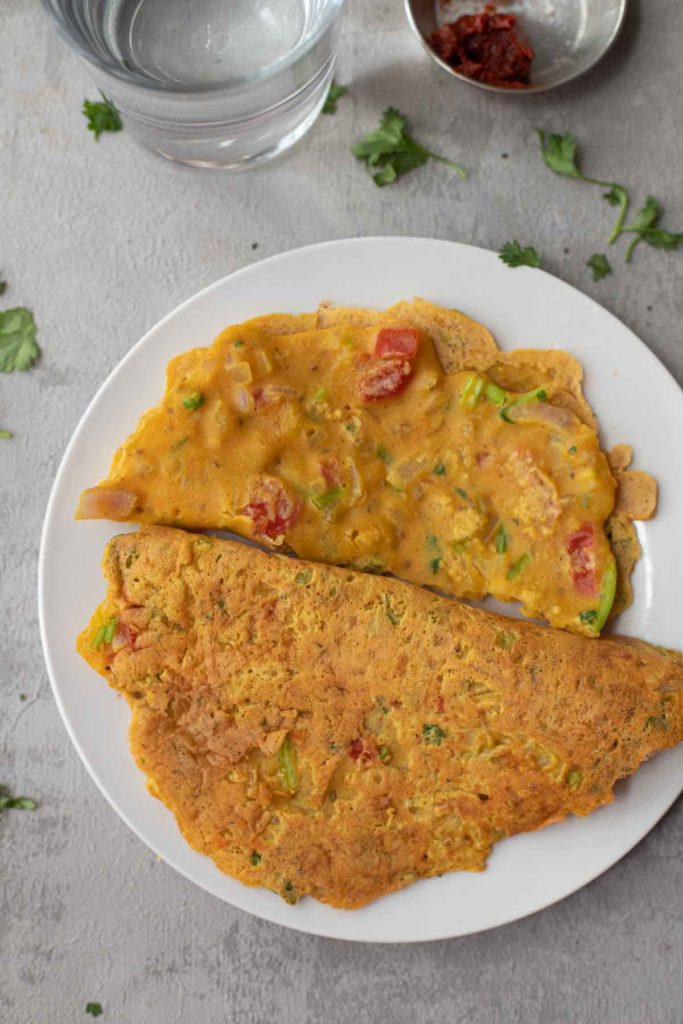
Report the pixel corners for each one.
[79,528,683,910]
[77,300,656,636]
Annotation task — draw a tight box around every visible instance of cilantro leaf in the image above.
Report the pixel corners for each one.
[422,723,446,745]
[641,228,683,251]
[499,241,542,269]
[603,186,623,207]
[322,80,347,115]
[0,308,40,373]
[83,94,123,141]
[352,108,465,187]
[627,195,662,233]
[85,1003,103,1017]
[537,130,583,179]
[0,787,37,812]
[587,254,612,281]
[622,197,683,261]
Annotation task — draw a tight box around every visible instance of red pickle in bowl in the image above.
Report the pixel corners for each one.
[431,12,534,89]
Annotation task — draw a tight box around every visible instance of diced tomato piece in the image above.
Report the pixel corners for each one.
[349,738,375,763]
[241,478,299,542]
[112,621,137,652]
[567,523,594,553]
[359,355,413,402]
[566,522,597,595]
[374,326,420,360]
[320,458,341,486]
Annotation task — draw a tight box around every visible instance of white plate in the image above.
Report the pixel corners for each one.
[39,238,683,943]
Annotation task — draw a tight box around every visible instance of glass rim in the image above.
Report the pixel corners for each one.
[41,0,345,95]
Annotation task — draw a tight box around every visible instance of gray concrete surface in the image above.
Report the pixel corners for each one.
[1,0,682,1021]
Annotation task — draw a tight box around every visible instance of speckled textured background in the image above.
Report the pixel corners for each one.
[1,1,682,1021]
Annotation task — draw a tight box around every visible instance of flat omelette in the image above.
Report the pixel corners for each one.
[77,300,656,635]
[78,527,683,910]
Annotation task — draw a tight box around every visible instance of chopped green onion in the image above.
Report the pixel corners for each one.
[459,375,484,409]
[282,880,298,904]
[312,485,342,510]
[352,555,384,573]
[507,553,531,580]
[376,443,392,464]
[566,770,583,790]
[455,487,469,502]
[312,386,326,402]
[495,630,516,650]
[430,557,443,575]
[592,558,617,633]
[494,524,508,554]
[500,387,548,423]
[383,594,401,625]
[234,339,245,348]
[250,851,262,865]
[182,391,204,410]
[568,445,577,455]
[433,462,446,476]
[378,745,392,764]
[92,616,117,648]
[483,381,507,405]
[426,534,440,550]
[278,736,298,792]
[422,723,446,745]
[452,539,469,554]
[579,609,598,625]
[92,625,106,648]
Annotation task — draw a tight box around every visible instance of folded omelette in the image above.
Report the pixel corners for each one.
[78,527,682,910]
[76,300,655,636]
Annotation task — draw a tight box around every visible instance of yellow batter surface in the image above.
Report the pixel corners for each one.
[78,527,683,910]
[77,301,655,635]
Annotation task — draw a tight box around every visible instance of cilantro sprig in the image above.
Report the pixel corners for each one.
[83,93,123,141]
[0,308,40,373]
[587,254,611,281]
[538,130,683,266]
[620,196,683,263]
[499,241,542,269]
[322,80,347,115]
[353,108,466,187]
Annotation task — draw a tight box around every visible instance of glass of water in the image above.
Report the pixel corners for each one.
[42,0,346,169]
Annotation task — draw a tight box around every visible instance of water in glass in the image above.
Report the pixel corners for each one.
[44,0,345,168]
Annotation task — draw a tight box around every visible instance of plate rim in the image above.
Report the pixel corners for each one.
[38,235,683,943]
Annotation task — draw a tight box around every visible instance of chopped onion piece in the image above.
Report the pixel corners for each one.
[77,487,137,521]
[227,361,253,384]
[232,386,253,413]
